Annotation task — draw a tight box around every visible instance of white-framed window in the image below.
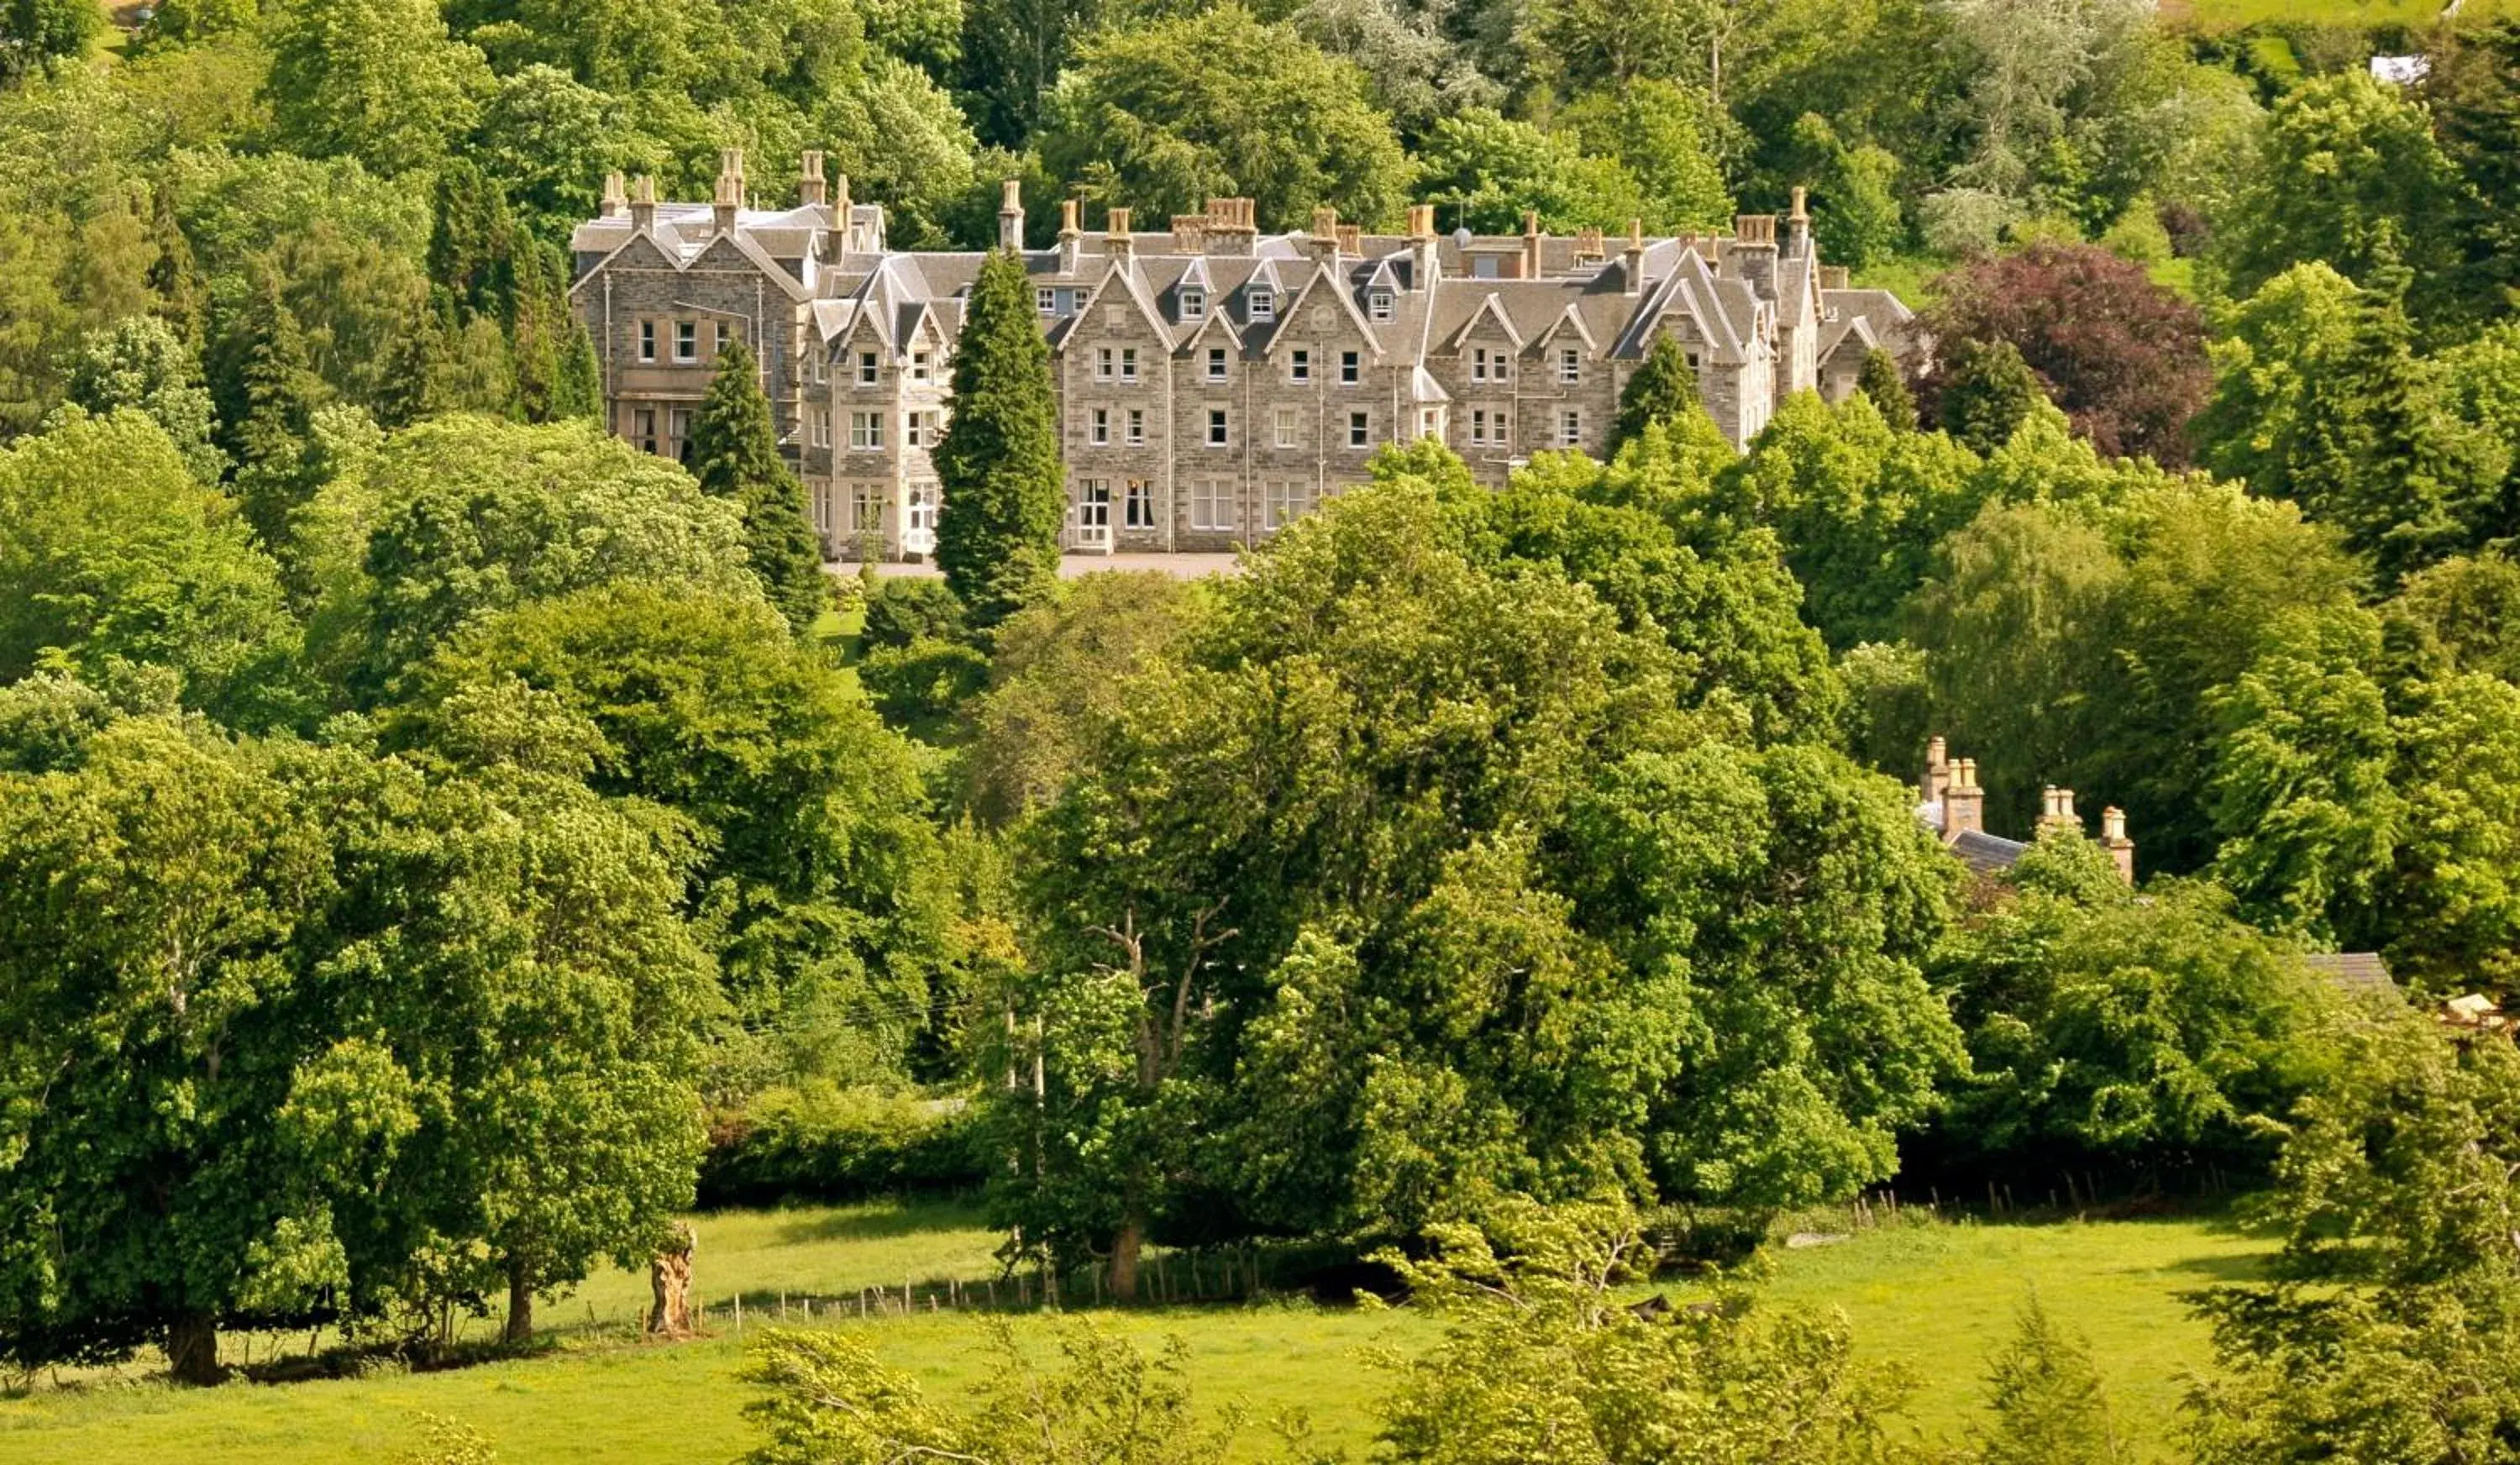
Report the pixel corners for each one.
[1289,349,1310,384]
[811,407,832,449]
[858,350,879,386]
[1179,287,1205,321]
[811,480,832,533]
[907,484,937,536]
[1205,347,1227,382]
[1558,347,1580,385]
[1248,287,1274,323]
[1037,286,1057,314]
[1076,478,1111,545]
[850,411,885,450]
[1347,410,1369,448]
[1190,477,1235,532]
[1557,408,1583,447]
[911,350,932,382]
[810,350,827,384]
[1089,407,1110,446]
[633,406,659,454]
[669,407,694,461]
[1265,478,1314,531]
[1126,408,1145,446]
[1368,290,1393,322]
[1124,479,1154,528]
[638,320,657,363]
[1469,409,1489,447]
[1340,350,1360,385]
[1095,346,1115,381]
[1206,407,1229,447]
[675,320,698,362]
[1120,347,1139,383]
[1470,346,1509,383]
[905,411,937,448]
[1273,407,1299,449]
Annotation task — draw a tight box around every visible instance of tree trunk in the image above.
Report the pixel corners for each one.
[1110,1215,1143,1304]
[166,1311,223,1385]
[647,1221,696,1338]
[504,1257,534,1345]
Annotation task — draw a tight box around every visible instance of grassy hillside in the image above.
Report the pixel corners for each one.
[0,1200,2273,1464]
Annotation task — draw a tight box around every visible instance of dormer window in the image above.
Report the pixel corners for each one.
[1180,287,1206,321]
[1368,290,1393,322]
[1037,286,1058,314]
[1248,287,1274,323]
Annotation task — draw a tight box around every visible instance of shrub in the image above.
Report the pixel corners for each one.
[860,577,969,652]
[700,1083,989,1206]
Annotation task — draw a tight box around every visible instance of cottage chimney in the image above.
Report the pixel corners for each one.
[1621,218,1646,297]
[1522,209,1543,279]
[1408,203,1440,288]
[629,174,657,234]
[712,148,746,235]
[1820,265,1851,291]
[1309,206,1340,265]
[1944,759,1985,838]
[1336,223,1362,256]
[2103,806,2135,885]
[1171,213,1207,253]
[2038,785,2083,838]
[832,172,852,228]
[1573,226,1604,265]
[1105,206,1133,265]
[1922,735,1950,806]
[1731,213,1778,301]
[1787,186,1811,256]
[1205,197,1257,257]
[798,150,827,207]
[601,171,627,219]
[1057,197,1082,273]
[997,178,1025,252]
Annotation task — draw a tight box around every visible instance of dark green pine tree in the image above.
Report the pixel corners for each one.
[2293,263,2474,585]
[215,261,322,548]
[507,239,575,423]
[552,321,602,423]
[374,307,453,428]
[145,179,202,349]
[932,249,1064,627]
[1856,346,1917,430]
[428,158,518,324]
[1937,338,2044,455]
[1612,334,1703,452]
[689,338,829,633]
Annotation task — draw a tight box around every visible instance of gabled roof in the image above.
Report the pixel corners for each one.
[1266,261,1386,358]
[1949,828,2029,874]
[1441,291,1525,353]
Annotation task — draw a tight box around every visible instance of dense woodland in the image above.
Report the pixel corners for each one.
[5,0,2520,1458]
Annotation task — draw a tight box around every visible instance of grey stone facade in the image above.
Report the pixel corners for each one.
[569,152,1921,560]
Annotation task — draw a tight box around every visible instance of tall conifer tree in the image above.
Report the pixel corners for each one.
[217,261,322,548]
[1613,334,1702,452]
[1856,347,1917,430]
[688,339,827,632]
[933,249,1064,627]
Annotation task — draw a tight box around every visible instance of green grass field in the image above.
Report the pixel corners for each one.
[0,1200,2273,1464]
[2166,0,2520,30]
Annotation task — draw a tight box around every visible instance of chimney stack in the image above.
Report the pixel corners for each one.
[1731,213,1778,301]
[1522,209,1543,279]
[2038,785,2083,837]
[713,148,746,235]
[629,175,657,234]
[997,178,1025,252]
[1309,206,1340,265]
[1205,197,1257,256]
[1105,206,1133,265]
[1922,735,1950,806]
[1621,218,1646,297]
[1336,223,1362,256]
[1820,265,1850,291]
[1171,213,1207,253]
[1943,759,1985,838]
[601,171,627,218]
[2103,806,2135,885]
[798,150,826,207]
[1788,186,1811,255]
[1408,203,1439,288]
[1058,197,1081,272]
[1573,226,1604,264]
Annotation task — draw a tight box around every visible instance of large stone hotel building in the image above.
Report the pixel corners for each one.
[569,150,1920,559]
